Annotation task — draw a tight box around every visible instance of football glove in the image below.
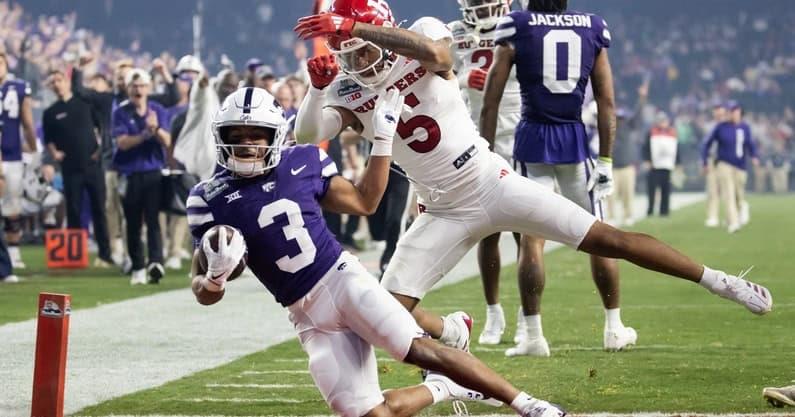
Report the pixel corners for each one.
[371,89,404,156]
[587,157,614,202]
[307,55,339,90]
[202,226,246,291]
[467,68,488,91]
[294,13,356,41]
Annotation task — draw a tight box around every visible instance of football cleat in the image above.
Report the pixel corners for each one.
[445,311,473,352]
[520,398,567,417]
[739,202,750,226]
[130,269,147,285]
[707,268,772,315]
[505,336,550,357]
[0,275,19,284]
[478,307,505,345]
[763,384,795,407]
[148,262,165,284]
[425,372,503,407]
[705,218,719,228]
[604,326,637,352]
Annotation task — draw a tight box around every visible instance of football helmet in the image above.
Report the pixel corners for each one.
[326,0,397,89]
[458,0,510,30]
[212,87,288,177]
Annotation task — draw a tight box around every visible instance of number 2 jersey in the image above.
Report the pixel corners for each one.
[325,17,493,210]
[495,10,611,164]
[448,20,521,138]
[1,78,31,161]
[187,145,343,307]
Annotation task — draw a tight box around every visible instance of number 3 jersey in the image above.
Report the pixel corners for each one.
[325,17,492,210]
[187,145,343,306]
[495,10,611,164]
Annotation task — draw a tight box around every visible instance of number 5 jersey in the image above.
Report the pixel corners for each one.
[186,145,343,306]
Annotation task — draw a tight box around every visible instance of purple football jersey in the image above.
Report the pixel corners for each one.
[496,11,611,164]
[1,79,32,161]
[187,145,343,306]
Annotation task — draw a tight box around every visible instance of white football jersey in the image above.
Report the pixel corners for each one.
[326,17,492,208]
[449,20,521,135]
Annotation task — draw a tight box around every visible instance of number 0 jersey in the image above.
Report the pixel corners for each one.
[187,145,343,306]
[496,11,610,164]
[325,17,492,209]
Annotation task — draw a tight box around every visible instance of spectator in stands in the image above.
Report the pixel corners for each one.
[254,65,277,93]
[701,102,760,233]
[644,112,680,217]
[42,69,113,267]
[112,69,171,285]
[215,68,239,103]
[243,58,264,88]
[769,140,791,193]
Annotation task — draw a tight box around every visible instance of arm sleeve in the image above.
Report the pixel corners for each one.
[150,81,179,107]
[495,13,520,47]
[408,17,453,41]
[701,128,717,165]
[42,111,53,145]
[186,187,216,248]
[642,133,651,162]
[294,86,343,144]
[593,15,612,50]
[111,108,131,138]
[746,126,758,159]
[316,147,340,199]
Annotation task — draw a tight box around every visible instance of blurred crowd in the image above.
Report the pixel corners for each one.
[0,0,792,282]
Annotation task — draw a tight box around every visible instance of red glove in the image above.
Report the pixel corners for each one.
[468,68,488,91]
[294,13,356,41]
[307,55,340,89]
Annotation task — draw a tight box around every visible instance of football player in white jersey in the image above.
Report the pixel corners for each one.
[294,0,772,376]
[448,0,524,346]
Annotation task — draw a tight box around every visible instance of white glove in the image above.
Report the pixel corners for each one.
[370,89,405,157]
[201,226,246,291]
[586,157,614,202]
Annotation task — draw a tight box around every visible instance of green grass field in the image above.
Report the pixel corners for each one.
[5,196,794,416]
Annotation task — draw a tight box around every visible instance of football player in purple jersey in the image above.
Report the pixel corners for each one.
[188,86,569,417]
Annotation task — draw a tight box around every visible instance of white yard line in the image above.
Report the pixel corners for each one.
[1,194,705,417]
[205,383,314,389]
[239,370,310,375]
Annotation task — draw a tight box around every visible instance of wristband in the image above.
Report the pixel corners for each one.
[598,156,613,164]
[308,85,328,97]
[370,139,393,157]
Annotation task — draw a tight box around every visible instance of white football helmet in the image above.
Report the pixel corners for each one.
[212,87,288,177]
[458,0,510,30]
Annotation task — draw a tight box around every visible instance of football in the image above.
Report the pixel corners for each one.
[197,225,248,282]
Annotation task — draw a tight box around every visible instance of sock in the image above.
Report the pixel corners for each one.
[439,315,459,346]
[8,245,20,261]
[698,266,722,292]
[605,308,623,330]
[422,379,449,404]
[510,391,535,414]
[486,303,503,317]
[524,314,543,339]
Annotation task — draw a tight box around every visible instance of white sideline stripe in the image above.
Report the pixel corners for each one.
[205,383,314,389]
[473,344,691,353]
[240,370,310,375]
[273,357,397,363]
[181,398,304,404]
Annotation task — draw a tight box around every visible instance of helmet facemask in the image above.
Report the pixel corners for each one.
[460,0,509,30]
[329,36,396,90]
[214,123,288,178]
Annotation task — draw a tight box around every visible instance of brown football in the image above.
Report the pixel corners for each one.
[197,225,248,282]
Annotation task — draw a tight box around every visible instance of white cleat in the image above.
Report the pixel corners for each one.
[707,268,772,315]
[165,256,182,270]
[763,384,795,407]
[520,398,567,417]
[478,308,505,345]
[727,223,741,234]
[445,311,473,352]
[12,260,26,269]
[604,326,638,351]
[425,372,503,407]
[0,275,19,283]
[130,269,148,285]
[514,307,528,344]
[705,218,720,228]
[739,202,750,226]
[505,336,551,357]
